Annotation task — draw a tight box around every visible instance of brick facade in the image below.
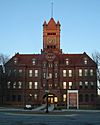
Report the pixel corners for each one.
[3,18,97,109]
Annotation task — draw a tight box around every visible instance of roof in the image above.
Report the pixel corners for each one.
[5,52,97,67]
[43,18,60,30]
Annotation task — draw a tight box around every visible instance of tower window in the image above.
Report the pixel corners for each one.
[47,33,56,35]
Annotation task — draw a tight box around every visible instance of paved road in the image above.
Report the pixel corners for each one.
[0,109,100,125]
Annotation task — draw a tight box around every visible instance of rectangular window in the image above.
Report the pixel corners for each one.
[29,82,32,89]
[49,83,52,88]
[69,82,72,89]
[7,81,11,89]
[79,81,83,89]
[84,58,88,64]
[49,73,52,79]
[54,97,58,103]
[85,81,88,89]
[63,94,67,102]
[34,94,37,99]
[32,58,36,65]
[19,69,23,76]
[84,69,88,76]
[90,82,94,89]
[43,62,46,67]
[63,82,67,89]
[34,82,38,89]
[55,73,57,78]
[18,81,22,89]
[35,70,38,77]
[69,70,72,77]
[13,82,16,89]
[43,73,46,78]
[48,63,52,68]
[90,69,94,76]
[79,69,82,76]
[65,58,69,65]
[63,70,67,77]
[29,70,32,77]
[19,69,22,73]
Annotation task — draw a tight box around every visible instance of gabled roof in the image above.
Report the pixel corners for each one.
[5,52,97,67]
[47,18,57,29]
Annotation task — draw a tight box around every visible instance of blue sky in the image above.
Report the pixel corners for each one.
[0,0,100,57]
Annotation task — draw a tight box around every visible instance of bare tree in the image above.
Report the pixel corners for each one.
[0,53,9,72]
[92,51,100,90]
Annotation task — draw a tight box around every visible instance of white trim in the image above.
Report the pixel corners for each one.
[67,90,79,109]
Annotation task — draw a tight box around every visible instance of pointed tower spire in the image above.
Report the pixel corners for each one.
[51,1,53,18]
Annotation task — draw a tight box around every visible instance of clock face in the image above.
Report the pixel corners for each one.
[47,37,56,44]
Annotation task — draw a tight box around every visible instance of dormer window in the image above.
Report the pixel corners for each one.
[13,58,18,64]
[84,58,88,65]
[32,58,36,65]
[65,58,69,65]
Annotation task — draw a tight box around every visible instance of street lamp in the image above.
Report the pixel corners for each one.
[45,62,49,113]
[45,76,49,113]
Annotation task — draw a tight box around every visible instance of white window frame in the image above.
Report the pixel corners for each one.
[13,82,16,89]
[32,58,36,65]
[63,82,67,89]
[49,73,52,79]
[84,69,88,76]
[90,69,94,76]
[34,70,38,77]
[63,94,67,102]
[79,69,82,77]
[34,94,37,99]
[29,82,32,89]
[65,58,69,65]
[84,58,88,64]
[69,70,72,77]
[29,70,33,77]
[34,82,38,89]
[7,81,11,89]
[69,82,72,89]
[63,70,67,77]
[18,81,22,89]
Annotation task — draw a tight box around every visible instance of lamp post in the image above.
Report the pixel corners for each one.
[45,63,49,113]
[45,89,49,113]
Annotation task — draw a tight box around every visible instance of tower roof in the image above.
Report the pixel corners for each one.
[47,18,58,29]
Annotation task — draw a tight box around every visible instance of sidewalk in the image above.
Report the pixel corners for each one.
[0,107,100,115]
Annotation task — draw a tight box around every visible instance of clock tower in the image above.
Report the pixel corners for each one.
[42,18,62,54]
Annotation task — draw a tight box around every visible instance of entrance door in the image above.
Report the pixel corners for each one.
[48,94,54,104]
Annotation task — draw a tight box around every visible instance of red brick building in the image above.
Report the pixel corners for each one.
[3,18,97,109]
